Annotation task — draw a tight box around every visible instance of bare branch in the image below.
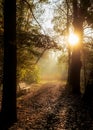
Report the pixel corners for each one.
[55,4,67,15]
[23,0,45,34]
[35,48,46,64]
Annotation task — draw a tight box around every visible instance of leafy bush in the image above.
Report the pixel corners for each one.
[17,65,40,84]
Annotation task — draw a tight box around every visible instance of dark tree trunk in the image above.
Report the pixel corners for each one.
[0,0,17,128]
[70,48,82,94]
[69,0,83,94]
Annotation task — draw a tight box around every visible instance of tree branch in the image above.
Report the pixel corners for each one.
[23,0,45,34]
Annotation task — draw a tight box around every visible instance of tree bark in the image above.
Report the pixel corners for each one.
[0,0,17,128]
[70,47,82,94]
[69,0,83,94]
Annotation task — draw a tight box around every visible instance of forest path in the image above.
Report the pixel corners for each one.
[10,81,93,130]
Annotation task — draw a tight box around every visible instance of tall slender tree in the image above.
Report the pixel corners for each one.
[0,0,17,128]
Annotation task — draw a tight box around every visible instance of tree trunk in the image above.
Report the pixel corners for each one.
[66,0,71,86]
[69,0,83,94]
[70,48,82,94]
[0,0,17,128]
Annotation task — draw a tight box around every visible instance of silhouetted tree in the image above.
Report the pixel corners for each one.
[69,0,92,94]
[69,0,83,94]
[0,0,17,128]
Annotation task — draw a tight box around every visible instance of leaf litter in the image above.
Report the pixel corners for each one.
[9,81,93,130]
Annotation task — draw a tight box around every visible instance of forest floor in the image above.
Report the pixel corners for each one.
[7,80,93,130]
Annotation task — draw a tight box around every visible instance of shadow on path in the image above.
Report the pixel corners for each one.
[9,81,93,130]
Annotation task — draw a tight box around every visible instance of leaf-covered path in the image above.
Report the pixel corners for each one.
[10,81,93,130]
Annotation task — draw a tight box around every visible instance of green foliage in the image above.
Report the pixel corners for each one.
[17,35,40,84]
[17,65,40,84]
[16,28,59,84]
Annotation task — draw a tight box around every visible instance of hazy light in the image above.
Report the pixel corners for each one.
[68,33,79,46]
[38,49,67,81]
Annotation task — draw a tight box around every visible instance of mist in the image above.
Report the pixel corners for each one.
[38,49,68,82]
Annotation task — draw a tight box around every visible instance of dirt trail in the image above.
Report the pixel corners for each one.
[10,81,93,130]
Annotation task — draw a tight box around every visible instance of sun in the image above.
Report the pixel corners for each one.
[68,33,79,46]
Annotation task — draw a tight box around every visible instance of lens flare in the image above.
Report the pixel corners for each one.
[68,33,79,46]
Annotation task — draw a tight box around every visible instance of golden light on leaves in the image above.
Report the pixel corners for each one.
[68,33,79,46]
